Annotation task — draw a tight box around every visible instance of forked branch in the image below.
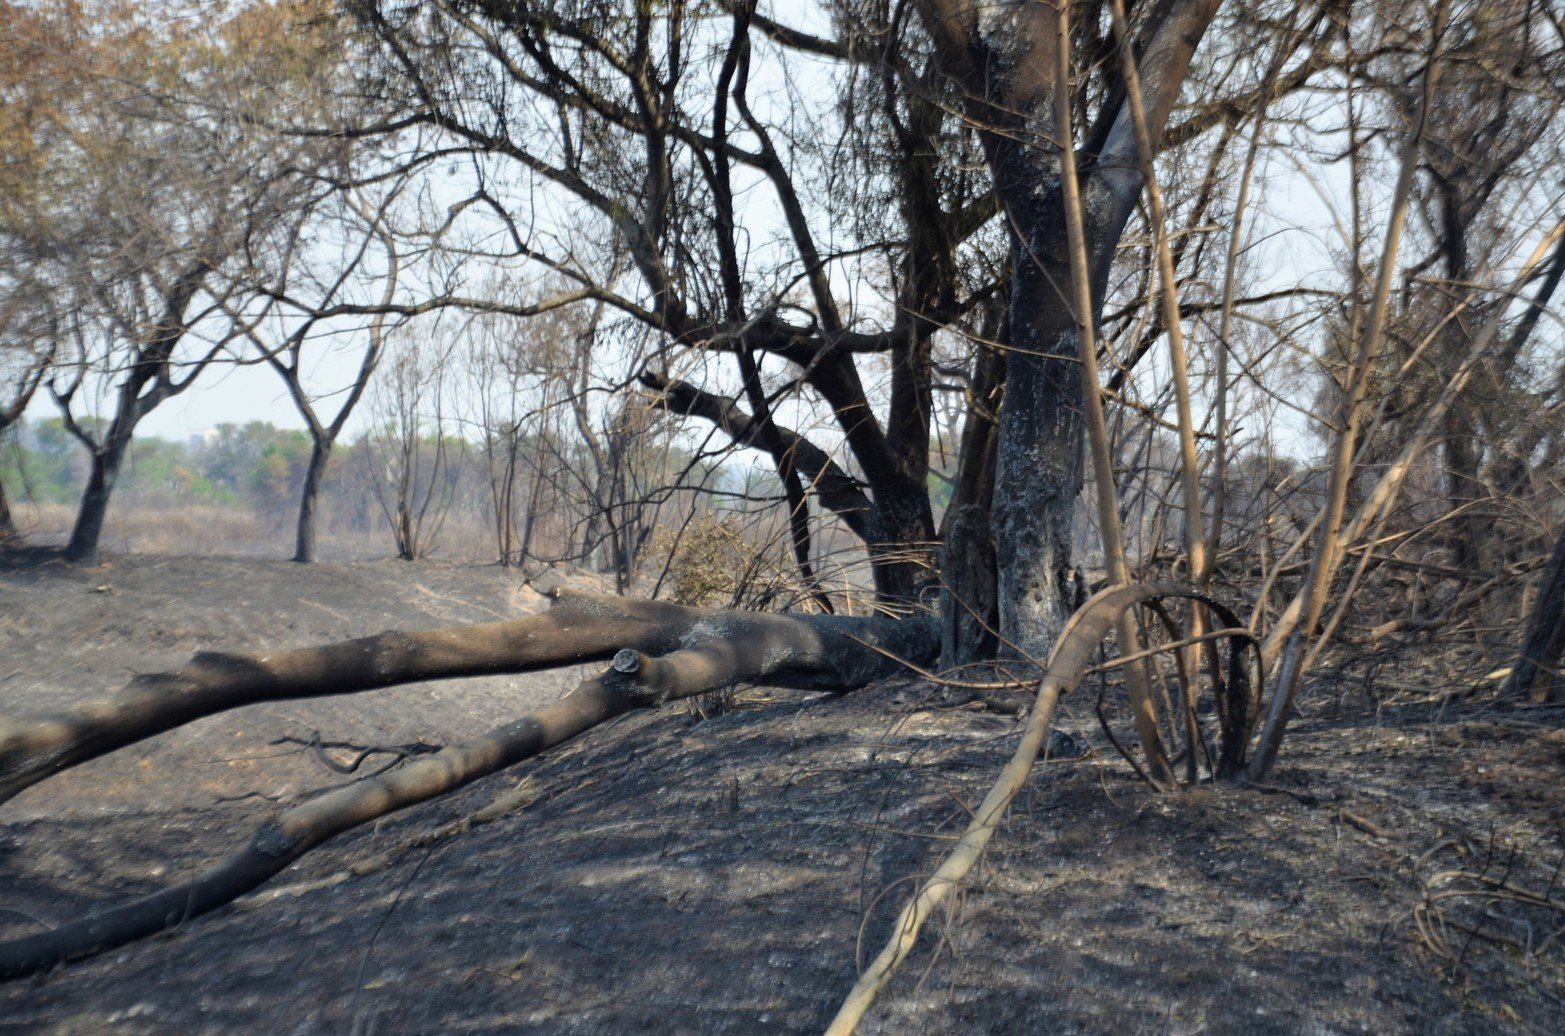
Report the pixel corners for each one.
[0,592,924,805]
[0,596,934,978]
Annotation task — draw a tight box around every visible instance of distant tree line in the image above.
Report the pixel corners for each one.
[0,412,733,574]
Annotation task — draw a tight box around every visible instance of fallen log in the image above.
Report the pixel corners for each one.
[0,600,934,979]
[0,591,915,806]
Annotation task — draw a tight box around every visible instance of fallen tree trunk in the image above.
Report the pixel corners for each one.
[0,601,934,979]
[0,591,918,806]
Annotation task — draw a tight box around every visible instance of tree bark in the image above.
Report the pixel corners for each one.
[916,0,1223,659]
[64,430,133,564]
[1441,411,1482,569]
[991,173,1132,656]
[864,478,938,604]
[940,504,999,668]
[0,475,15,543]
[293,436,333,564]
[1503,525,1565,703]
[994,254,1090,656]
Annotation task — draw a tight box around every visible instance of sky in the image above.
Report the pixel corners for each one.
[21,0,1532,469]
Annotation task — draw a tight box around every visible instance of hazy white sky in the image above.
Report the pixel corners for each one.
[27,1,1533,470]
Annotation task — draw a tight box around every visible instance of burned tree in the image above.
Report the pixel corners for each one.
[912,0,1225,654]
[0,0,1260,973]
[333,0,1361,656]
[341,0,988,603]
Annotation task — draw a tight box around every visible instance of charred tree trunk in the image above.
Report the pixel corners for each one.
[0,475,15,543]
[64,426,133,565]
[864,477,938,604]
[1441,412,1482,570]
[993,240,1089,655]
[1503,525,1565,703]
[940,504,999,668]
[917,0,1222,660]
[990,161,1137,657]
[293,436,333,564]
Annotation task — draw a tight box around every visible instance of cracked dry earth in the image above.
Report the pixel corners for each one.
[2,551,1564,1033]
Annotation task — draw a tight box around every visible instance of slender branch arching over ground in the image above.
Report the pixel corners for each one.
[828,584,1259,1034]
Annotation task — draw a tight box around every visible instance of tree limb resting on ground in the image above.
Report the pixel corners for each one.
[0,593,935,979]
[0,591,922,805]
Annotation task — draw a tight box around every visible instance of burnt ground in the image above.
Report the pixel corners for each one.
[1,551,1563,1034]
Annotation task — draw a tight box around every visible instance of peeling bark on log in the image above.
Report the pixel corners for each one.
[0,600,934,979]
[0,592,929,806]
